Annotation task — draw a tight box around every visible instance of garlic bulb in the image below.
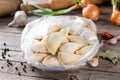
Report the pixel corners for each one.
[8,11,28,27]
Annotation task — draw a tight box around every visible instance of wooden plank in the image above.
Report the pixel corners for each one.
[0,50,120,76]
[0,62,120,80]
[0,60,76,80]
[0,32,21,51]
[0,50,25,62]
[89,71,120,80]
[82,59,120,73]
[0,72,52,80]
[0,15,38,34]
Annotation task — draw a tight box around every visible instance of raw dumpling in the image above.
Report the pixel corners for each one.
[31,40,48,53]
[34,36,42,41]
[76,45,92,55]
[32,52,48,62]
[45,32,68,55]
[47,25,62,34]
[58,52,82,65]
[59,42,81,53]
[59,27,70,36]
[42,55,60,66]
[67,35,88,48]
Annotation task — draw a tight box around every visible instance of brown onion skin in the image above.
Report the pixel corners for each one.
[82,4,100,21]
[111,10,120,26]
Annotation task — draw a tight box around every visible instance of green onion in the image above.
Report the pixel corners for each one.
[26,0,83,17]
[112,0,117,12]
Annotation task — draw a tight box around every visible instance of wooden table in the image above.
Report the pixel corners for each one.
[0,3,120,80]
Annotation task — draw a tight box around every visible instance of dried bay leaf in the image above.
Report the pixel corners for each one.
[97,50,118,64]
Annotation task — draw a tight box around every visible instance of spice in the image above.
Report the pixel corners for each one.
[1,66,4,69]
[23,65,26,69]
[3,43,6,46]
[7,64,10,67]
[18,72,21,76]
[67,75,78,80]
[31,68,35,72]
[6,59,12,66]
[97,50,118,64]
[102,32,114,40]
[20,62,23,65]
[15,67,18,71]
[8,54,10,57]
[6,48,9,52]
[2,53,5,59]
[23,68,27,73]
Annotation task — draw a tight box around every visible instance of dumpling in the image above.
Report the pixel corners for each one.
[42,55,60,66]
[58,52,82,65]
[31,40,48,53]
[76,45,92,55]
[34,36,42,41]
[67,35,88,48]
[47,25,62,34]
[59,42,81,53]
[32,52,48,62]
[59,27,70,36]
[45,32,68,55]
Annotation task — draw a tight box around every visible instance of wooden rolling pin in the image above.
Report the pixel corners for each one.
[20,0,76,11]
[0,0,21,17]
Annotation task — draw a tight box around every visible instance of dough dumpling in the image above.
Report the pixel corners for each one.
[47,25,62,34]
[68,35,88,48]
[59,42,81,53]
[42,55,60,66]
[76,45,92,55]
[31,41,48,53]
[32,52,48,62]
[45,32,68,55]
[60,27,70,36]
[58,52,82,65]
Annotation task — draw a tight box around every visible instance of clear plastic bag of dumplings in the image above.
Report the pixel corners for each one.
[21,16,100,71]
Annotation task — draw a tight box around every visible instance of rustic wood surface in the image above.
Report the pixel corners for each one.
[0,3,120,80]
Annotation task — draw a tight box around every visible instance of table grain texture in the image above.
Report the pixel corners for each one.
[0,3,120,80]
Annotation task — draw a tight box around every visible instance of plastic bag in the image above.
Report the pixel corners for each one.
[21,16,99,71]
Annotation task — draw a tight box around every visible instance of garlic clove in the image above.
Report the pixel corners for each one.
[107,37,119,45]
[99,40,104,48]
[8,11,28,27]
[88,57,99,67]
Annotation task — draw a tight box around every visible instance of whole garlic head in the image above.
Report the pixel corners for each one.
[8,11,28,27]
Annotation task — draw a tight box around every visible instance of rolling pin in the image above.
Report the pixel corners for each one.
[20,0,76,11]
[0,0,21,17]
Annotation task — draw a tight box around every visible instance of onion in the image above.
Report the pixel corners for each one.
[82,4,100,21]
[111,0,120,25]
[111,10,120,25]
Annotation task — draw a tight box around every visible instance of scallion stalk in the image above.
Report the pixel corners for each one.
[26,0,83,17]
[112,0,117,12]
